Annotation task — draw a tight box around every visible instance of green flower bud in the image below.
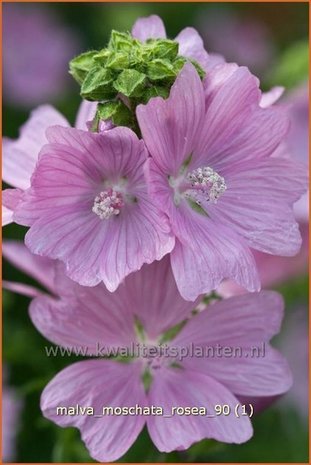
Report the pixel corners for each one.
[146,59,176,81]
[69,51,98,85]
[113,69,147,98]
[81,67,115,101]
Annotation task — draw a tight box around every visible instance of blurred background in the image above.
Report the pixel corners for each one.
[2,2,309,463]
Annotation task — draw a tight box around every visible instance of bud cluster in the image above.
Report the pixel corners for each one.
[69,30,205,131]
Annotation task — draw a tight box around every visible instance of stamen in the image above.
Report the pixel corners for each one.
[92,188,124,220]
[186,166,227,205]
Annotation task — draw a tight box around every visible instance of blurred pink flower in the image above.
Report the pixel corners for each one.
[279,307,308,419]
[137,63,307,300]
[2,377,22,462]
[196,9,274,74]
[2,244,292,461]
[3,4,80,107]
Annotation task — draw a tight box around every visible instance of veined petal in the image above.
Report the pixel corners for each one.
[170,204,260,301]
[3,280,44,298]
[75,100,97,130]
[137,63,205,176]
[147,367,253,451]
[174,291,284,347]
[41,360,146,462]
[175,27,210,70]
[3,105,69,189]
[29,287,136,352]
[2,240,56,293]
[132,15,166,41]
[211,158,308,255]
[260,86,284,108]
[124,256,198,340]
[174,292,292,397]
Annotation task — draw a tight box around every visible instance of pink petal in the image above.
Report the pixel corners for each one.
[2,240,57,293]
[260,86,284,108]
[29,283,137,352]
[174,292,293,397]
[132,15,166,42]
[75,100,97,130]
[147,367,253,451]
[2,205,13,226]
[174,291,284,347]
[137,63,205,175]
[3,105,69,190]
[124,256,199,340]
[3,280,43,298]
[3,188,23,210]
[41,360,146,462]
[211,158,308,255]
[182,347,292,398]
[196,66,288,168]
[175,27,210,70]
[170,199,260,300]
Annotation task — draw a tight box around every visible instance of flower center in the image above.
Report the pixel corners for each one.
[185,166,227,205]
[92,188,124,220]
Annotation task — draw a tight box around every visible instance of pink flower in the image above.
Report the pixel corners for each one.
[131,14,223,72]
[3,244,292,462]
[10,120,173,290]
[136,63,307,300]
[3,3,80,108]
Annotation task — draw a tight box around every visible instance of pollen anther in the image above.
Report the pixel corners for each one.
[186,166,227,204]
[92,188,124,220]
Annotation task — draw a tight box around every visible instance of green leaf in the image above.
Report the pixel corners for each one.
[146,59,176,81]
[69,51,98,85]
[80,66,115,101]
[113,69,147,97]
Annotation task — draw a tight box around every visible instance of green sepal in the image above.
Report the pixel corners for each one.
[147,38,179,61]
[92,49,111,66]
[97,100,133,128]
[81,67,115,101]
[189,59,206,79]
[69,51,98,85]
[108,30,136,52]
[105,51,130,70]
[187,198,209,217]
[159,319,187,344]
[141,86,170,103]
[141,369,153,392]
[113,69,147,98]
[146,59,176,81]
